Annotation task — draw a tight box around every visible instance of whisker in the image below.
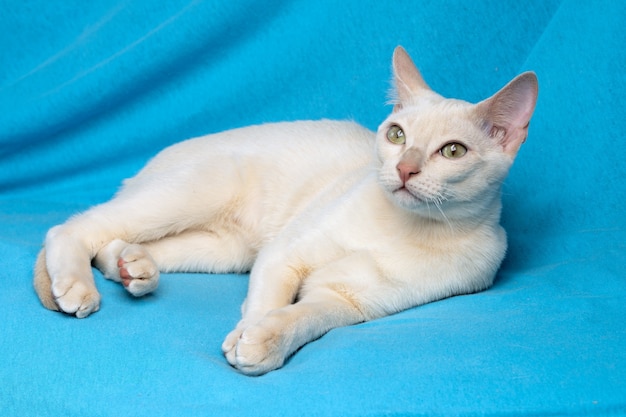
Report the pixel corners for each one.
[433,199,455,233]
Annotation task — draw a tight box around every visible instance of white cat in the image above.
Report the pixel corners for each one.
[34,46,538,375]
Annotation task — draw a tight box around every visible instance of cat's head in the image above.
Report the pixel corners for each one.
[376,46,538,224]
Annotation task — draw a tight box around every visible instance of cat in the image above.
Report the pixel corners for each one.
[34,46,538,376]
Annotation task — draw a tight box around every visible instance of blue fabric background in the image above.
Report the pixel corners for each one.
[1,1,624,416]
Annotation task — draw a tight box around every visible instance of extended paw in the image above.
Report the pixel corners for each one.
[223,317,289,376]
[118,244,159,297]
[52,279,101,319]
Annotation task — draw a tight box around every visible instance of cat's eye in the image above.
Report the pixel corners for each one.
[386,125,406,145]
[440,142,467,159]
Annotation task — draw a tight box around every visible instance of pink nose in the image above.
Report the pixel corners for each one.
[396,161,420,185]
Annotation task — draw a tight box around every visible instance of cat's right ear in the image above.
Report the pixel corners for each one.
[392,46,431,111]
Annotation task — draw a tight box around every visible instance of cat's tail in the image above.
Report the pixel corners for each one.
[33,248,60,312]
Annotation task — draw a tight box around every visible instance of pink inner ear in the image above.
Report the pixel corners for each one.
[506,81,538,130]
[482,72,538,155]
[489,126,506,139]
[501,125,529,154]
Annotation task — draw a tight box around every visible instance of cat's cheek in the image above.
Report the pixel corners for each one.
[442,158,482,185]
[378,166,404,192]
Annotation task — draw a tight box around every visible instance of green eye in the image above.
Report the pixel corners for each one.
[440,142,467,159]
[386,125,405,145]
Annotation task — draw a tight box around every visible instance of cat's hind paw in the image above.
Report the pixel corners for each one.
[118,244,159,297]
[52,279,101,319]
[35,248,101,318]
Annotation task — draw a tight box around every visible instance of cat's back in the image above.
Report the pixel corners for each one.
[116,120,376,243]
[128,120,375,184]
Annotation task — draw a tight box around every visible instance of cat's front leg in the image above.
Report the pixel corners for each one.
[228,287,365,376]
[221,249,312,364]
[225,252,388,375]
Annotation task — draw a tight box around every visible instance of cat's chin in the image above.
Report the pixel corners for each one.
[387,187,447,219]
[390,187,427,211]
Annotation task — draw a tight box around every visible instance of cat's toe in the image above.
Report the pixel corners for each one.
[52,279,101,318]
[222,321,250,366]
[222,330,241,366]
[118,245,159,297]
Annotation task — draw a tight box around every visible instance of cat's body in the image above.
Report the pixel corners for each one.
[34,47,538,375]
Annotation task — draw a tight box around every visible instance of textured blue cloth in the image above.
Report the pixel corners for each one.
[1,1,625,416]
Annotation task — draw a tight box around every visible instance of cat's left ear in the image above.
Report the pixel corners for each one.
[475,72,538,156]
[392,46,432,111]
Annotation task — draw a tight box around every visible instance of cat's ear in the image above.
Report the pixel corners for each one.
[392,46,431,111]
[476,72,538,156]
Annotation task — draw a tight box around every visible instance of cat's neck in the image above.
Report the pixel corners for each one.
[372,174,504,238]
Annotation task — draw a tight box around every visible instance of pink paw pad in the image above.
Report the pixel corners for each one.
[117,258,131,286]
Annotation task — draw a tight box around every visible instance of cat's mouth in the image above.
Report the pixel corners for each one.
[393,186,425,203]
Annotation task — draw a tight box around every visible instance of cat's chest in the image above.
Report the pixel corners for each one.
[302,176,440,254]
[293,175,497,280]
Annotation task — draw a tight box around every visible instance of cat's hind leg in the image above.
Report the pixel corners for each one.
[94,239,159,297]
[34,193,203,317]
[142,229,256,274]
[34,222,107,318]
[35,166,253,317]
[93,229,256,296]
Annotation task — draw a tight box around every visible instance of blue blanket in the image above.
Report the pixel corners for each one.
[1,1,625,415]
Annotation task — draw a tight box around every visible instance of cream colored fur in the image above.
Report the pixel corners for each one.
[33,47,538,375]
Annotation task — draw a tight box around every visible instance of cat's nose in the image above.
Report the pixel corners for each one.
[396,161,421,185]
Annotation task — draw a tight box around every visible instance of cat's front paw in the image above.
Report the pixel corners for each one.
[52,279,101,319]
[118,244,159,297]
[223,317,289,376]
